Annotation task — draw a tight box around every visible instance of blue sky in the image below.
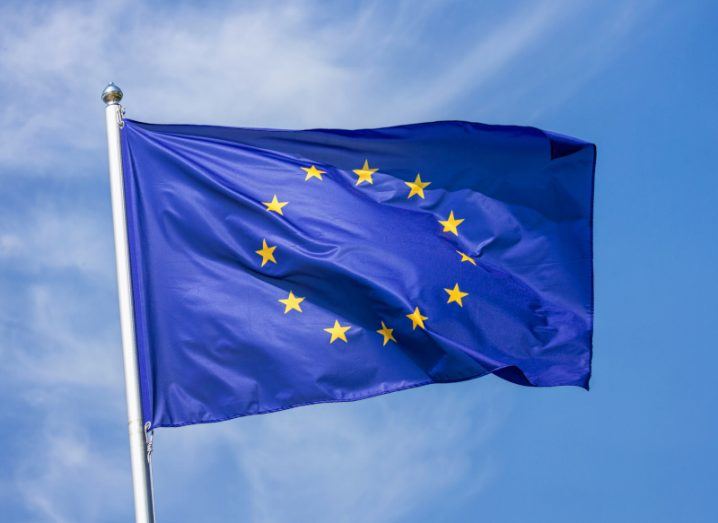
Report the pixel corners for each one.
[1,0,716,521]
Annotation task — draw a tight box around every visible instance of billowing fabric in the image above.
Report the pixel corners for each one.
[120,119,595,429]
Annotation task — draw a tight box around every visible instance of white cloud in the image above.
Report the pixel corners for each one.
[14,283,122,390]
[1,277,128,521]
[395,1,572,119]
[14,417,130,523]
[0,0,597,173]
[153,382,509,523]
[0,205,114,279]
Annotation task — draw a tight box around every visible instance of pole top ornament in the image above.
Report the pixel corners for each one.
[102,82,123,105]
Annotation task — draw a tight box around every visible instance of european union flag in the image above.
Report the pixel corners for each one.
[120,119,595,429]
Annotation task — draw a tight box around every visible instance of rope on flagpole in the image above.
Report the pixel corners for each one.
[145,422,157,518]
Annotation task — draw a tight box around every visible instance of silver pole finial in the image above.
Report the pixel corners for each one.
[102,82,123,105]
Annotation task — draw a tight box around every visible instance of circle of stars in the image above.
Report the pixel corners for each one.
[252,158,479,347]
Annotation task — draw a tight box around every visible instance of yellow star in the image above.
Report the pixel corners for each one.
[278,290,304,314]
[438,211,464,236]
[324,320,351,343]
[405,173,431,199]
[456,250,477,265]
[262,195,288,215]
[255,239,277,267]
[301,165,325,181]
[376,321,397,346]
[406,307,428,330]
[444,283,469,307]
[352,159,378,186]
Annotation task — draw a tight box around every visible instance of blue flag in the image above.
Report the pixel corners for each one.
[120,119,595,429]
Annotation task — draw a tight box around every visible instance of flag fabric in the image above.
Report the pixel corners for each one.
[120,119,595,429]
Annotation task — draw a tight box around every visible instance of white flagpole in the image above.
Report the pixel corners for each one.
[102,83,156,523]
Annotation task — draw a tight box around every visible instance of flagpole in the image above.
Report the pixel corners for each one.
[102,83,156,523]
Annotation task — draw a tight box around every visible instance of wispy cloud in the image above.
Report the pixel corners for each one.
[153,383,508,523]
[0,205,114,279]
[395,1,572,119]
[14,417,129,523]
[0,0,620,173]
